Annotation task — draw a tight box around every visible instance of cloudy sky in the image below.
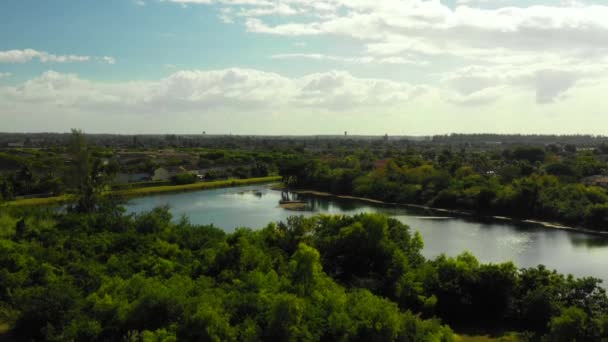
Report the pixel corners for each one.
[1,0,608,135]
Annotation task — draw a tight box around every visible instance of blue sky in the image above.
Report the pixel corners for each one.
[0,0,382,81]
[2,0,608,134]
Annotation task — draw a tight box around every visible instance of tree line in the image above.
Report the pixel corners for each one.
[281,146,608,231]
[2,132,608,340]
[1,205,607,341]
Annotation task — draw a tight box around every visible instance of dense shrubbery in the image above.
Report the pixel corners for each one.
[171,172,198,185]
[0,164,63,199]
[283,147,608,230]
[0,206,454,341]
[5,131,608,232]
[0,205,607,341]
[3,133,608,340]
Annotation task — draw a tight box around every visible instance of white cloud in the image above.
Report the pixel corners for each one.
[271,53,427,66]
[0,72,11,79]
[218,7,235,23]
[158,1,608,68]
[440,61,608,104]
[445,86,504,107]
[0,49,89,63]
[238,2,608,58]
[4,68,608,134]
[101,56,117,65]
[162,0,213,4]
[0,68,426,112]
[154,0,608,103]
[0,49,116,64]
[295,70,427,110]
[0,69,435,133]
[236,3,298,17]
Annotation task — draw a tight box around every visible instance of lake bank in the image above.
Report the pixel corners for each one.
[287,188,608,237]
[124,184,608,285]
[3,176,281,207]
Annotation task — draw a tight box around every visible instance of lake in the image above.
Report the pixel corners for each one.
[127,184,608,284]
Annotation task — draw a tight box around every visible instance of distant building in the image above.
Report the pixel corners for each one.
[582,175,608,188]
[114,173,151,184]
[152,168,171,182]
[7,142,24,148]
[152,166,190,182]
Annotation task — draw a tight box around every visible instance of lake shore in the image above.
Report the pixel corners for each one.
[287,188,608,237]
[3,176,282,207]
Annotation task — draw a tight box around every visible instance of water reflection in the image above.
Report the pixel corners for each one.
[569,235,608,248]
[295,193,365,212]
[235,189,265,198]
[126,184,608,286]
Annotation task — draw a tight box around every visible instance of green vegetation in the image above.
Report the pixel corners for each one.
[171,172,198,185]
[3,132,608,340]
[4,177,281,207]
[455,333,522,342]
[4,195,73,207]
[5,132,608,233]
[0,207,454,341]
[115,176,281,197]
[281,146,608,231]
[111,180,172,191]
[0,133,293,202]
[1,205,607,341]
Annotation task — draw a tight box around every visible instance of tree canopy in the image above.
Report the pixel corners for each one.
[0,204,606,341]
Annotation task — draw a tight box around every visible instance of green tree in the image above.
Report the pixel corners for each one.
[546,307,591,342]
[289,243,323,296]
[67,129,115,212]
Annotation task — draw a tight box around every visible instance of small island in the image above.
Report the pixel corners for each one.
[278,190,308,210]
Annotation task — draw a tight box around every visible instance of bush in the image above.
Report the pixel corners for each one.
[171,173,197,185]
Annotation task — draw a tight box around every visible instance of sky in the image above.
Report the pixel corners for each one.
[1,0,608,135]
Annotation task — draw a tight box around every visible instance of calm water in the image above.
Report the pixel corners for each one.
[127,184,608,284]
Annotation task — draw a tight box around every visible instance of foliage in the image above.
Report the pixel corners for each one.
[116,176,281,197]
[66,129,118,213]
[1,202,607,341]
[171,173,197,185]
[7,132,608,233]
[3,177,281,207]
[280,146,608,231]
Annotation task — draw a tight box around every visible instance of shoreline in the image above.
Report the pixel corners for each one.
[287,189,608,237]
[3,176,282,207]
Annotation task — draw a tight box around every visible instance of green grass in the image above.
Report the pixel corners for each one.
[110,180,172,190]
[3,176,282,207]
[455,332,524,342]
[116,176,281,197]
[3,195,73,207]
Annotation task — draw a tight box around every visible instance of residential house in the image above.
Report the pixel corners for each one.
[582,175,608,188]
[114,173,151,184]
[7,142,25,148]
[152,166,189,182]
[152,168,171,182]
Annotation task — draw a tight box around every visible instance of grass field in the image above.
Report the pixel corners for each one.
[3,195,73,207]
[3,176,282,207]
[115,176,281,197]
[455,332,524,342]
